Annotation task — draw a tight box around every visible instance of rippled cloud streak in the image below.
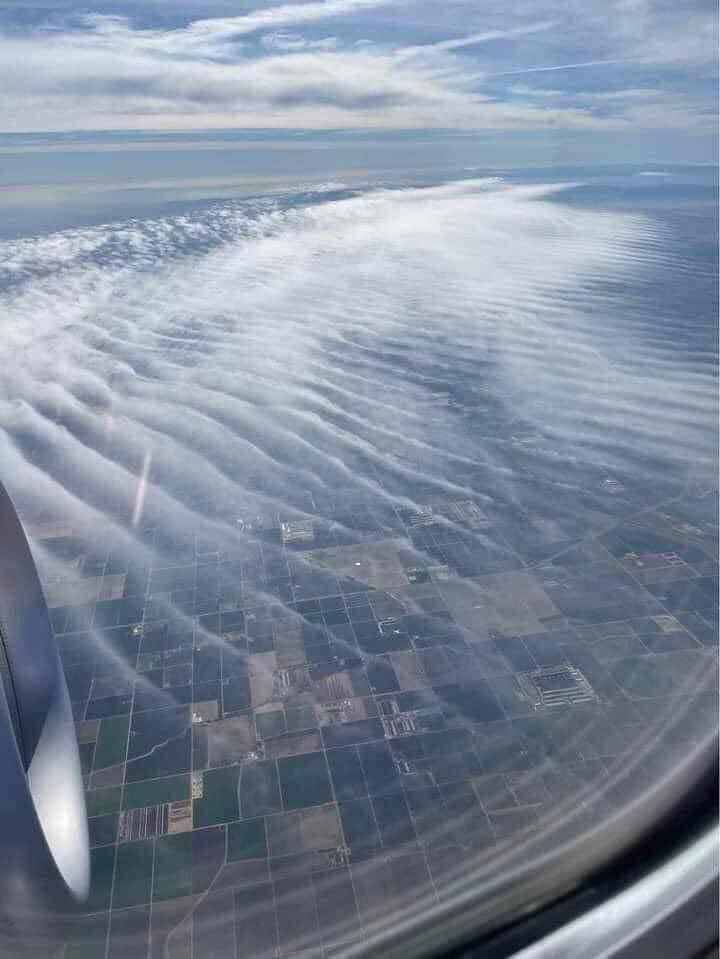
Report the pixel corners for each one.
[0,179,715,595]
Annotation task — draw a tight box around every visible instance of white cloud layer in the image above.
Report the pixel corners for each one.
[0,180,714,576]
[0,0,715,131]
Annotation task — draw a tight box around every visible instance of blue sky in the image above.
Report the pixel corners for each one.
[0,0,716,147]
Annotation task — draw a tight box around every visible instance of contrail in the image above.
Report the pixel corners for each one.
[395,21,557,61]
[487,57,630,78]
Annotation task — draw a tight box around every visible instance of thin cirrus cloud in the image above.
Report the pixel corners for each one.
[74,0,398,58]
[0,0,715,131]
[260,32,339,51]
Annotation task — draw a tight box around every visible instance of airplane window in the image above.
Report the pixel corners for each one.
[0,0,716,956]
